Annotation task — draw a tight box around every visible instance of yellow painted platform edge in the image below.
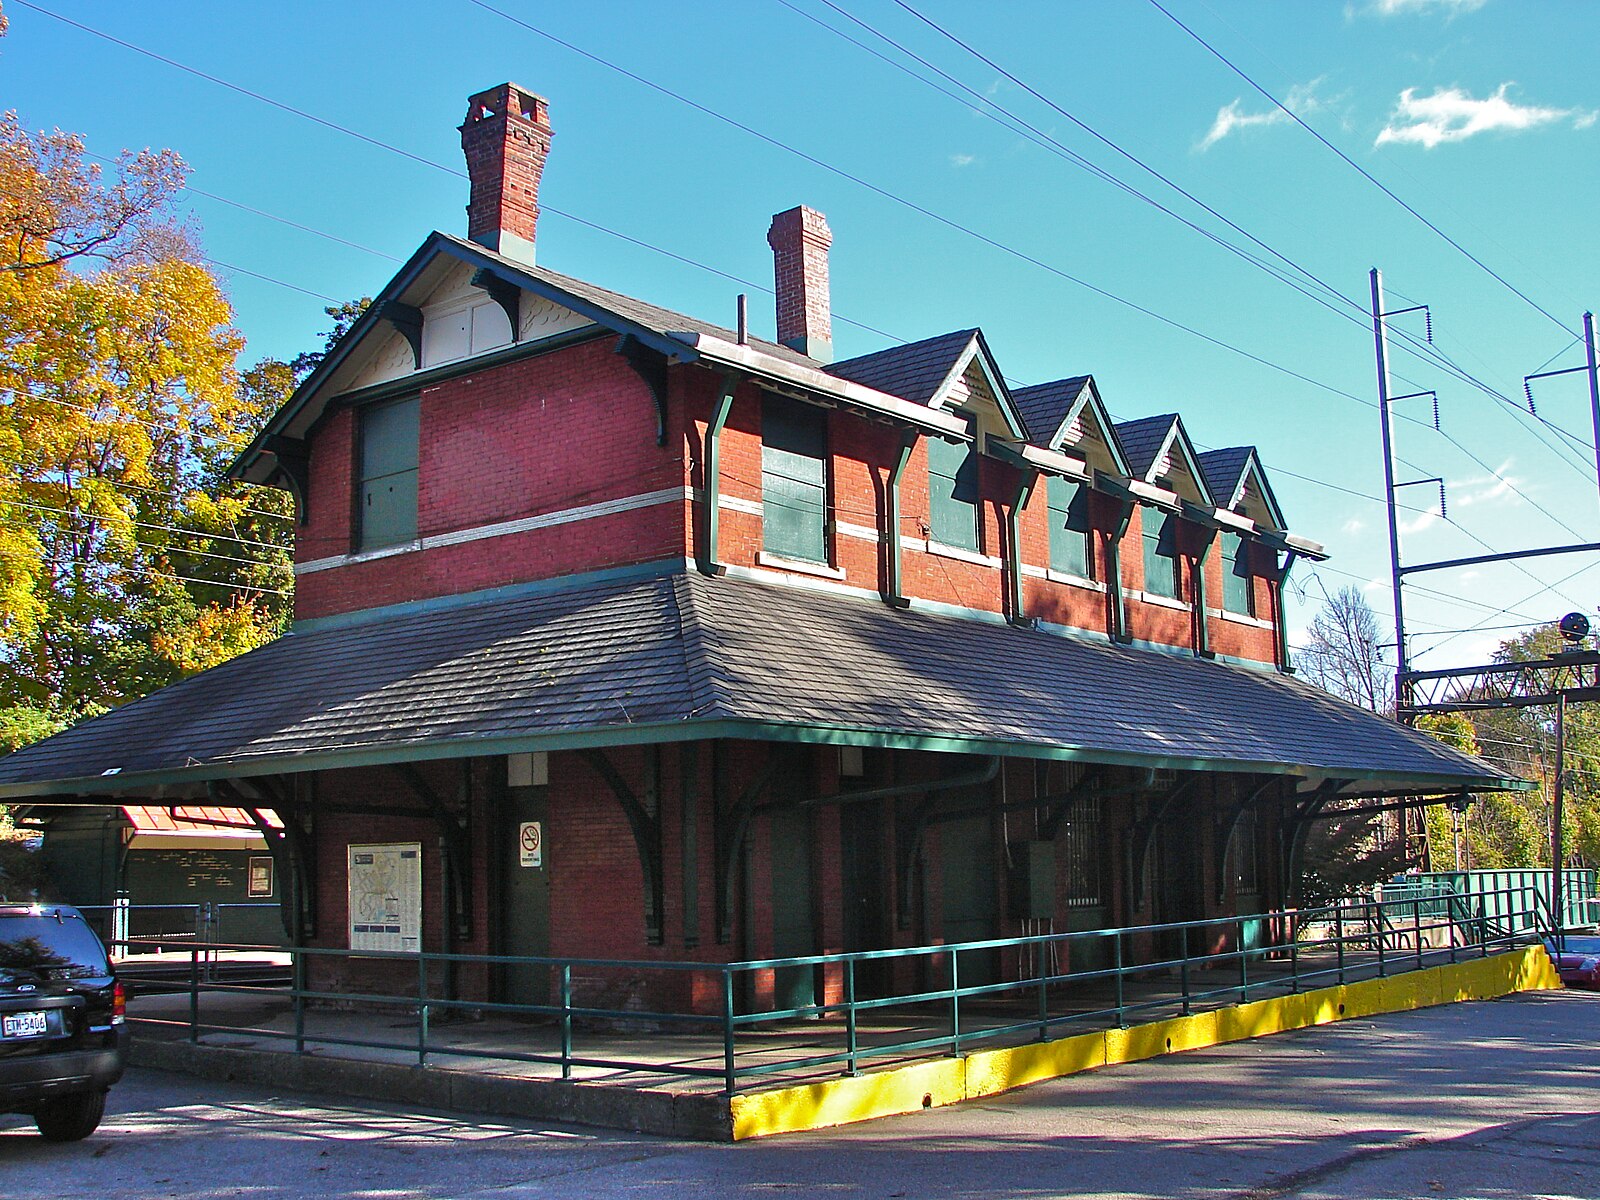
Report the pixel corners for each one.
[727,945,1560,1140]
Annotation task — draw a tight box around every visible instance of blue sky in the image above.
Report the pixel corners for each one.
[3,0,1598,673]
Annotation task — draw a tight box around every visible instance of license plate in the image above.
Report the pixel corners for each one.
[2,1011,49,1038]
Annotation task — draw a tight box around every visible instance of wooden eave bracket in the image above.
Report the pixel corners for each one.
[470,268,522,343]
[578,749,664,945]
[264,435,311,525]
[615,335,670,446]
[376,300,424,370]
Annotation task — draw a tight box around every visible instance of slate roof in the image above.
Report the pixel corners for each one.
[1012,377,1090,446]
[827,329,978,405]
[1198,447,1256,507]
[0,571,1514,798]
[1114,414,1180,479]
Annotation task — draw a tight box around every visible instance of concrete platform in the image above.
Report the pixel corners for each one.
[122,944,1562,1140]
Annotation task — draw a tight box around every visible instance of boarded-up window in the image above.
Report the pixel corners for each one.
[1142,511,1178,599]
[1047,476,1092,578]
[1221,532,1252,616]
[1060,794,1103,908]
[761,395,828,563]
[358,397,419,551]
[928,417,980,552]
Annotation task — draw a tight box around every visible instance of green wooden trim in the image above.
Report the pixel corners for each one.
[699,379,737,575]
[885,431,918,606]
[1192,525,1216,659]
[1005,471,1037,624]
[1104,494,1135,643]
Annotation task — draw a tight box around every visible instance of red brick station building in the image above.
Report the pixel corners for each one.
[0,85,1515,1012]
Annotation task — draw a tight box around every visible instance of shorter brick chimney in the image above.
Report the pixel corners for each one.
[767,206,833,363]
[459,82,551,265]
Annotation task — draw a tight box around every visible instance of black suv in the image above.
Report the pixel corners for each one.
[0,904,127,1140]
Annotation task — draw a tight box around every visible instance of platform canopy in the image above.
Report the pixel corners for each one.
[0,569,1524,802]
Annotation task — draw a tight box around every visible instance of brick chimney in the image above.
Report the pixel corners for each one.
[459,83,551,265]
[767,206,833,363]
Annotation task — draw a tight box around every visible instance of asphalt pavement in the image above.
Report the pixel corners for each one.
[3,989,1597,1199]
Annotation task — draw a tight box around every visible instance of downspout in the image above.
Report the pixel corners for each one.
[697,375,738,577]
[1103,494,1135,644]
[883,430,918,608]
[1005,469,1039,626]
[1274,548,1301,673]
[1192,524,1217,659]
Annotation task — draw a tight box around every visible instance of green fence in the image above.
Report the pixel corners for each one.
[1381,869,1598,934]
[111,884,1551,1094]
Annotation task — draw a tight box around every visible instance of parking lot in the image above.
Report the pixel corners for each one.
[3,990,1597,1199]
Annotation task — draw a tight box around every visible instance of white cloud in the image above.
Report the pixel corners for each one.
[1399,505,1442,535]
[1197,81,1323,151]
[1341,517,1365,536]
[1369,0,1488,15]
[949,153,976,168]
[1377,84,1597,149]
[1447,461,1524,509]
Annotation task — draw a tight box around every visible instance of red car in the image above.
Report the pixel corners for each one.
[1544,935,1600,989]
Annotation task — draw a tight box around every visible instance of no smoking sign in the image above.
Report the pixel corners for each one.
[518,821,543,868]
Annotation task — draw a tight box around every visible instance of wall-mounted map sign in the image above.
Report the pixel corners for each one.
[347,842,421,952]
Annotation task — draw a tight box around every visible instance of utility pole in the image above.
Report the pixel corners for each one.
[1553,690,1567,945]
[1373,274,1600,896]
[1370,269,1410,717]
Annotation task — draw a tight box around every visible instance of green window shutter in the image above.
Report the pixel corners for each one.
[1142,512,1178,599]
[1221,532,1252,615]
[1046,475,1091,578]
[761,395,828,563]
[927,424,979,552]
[359,397,419,551]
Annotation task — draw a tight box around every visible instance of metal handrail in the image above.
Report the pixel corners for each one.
[111,885,1549,1094]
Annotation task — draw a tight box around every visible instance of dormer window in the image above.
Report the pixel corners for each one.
[358,396,419,551]
[927,414,980,552]
[1221,532,1253,616]
[761,394,829,564]
[1142,511,1178,599]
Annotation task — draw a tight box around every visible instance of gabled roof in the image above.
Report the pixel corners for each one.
[1011,375,1131,476]
[1198,446,1287,531]
[1114,414,1180,479]
[828,328,1025,438]
[1113,413,1213,505]
[828,329,978,406]
[232,233,972,485]
[0,571,1522,801]
[1196,447,1254,501]
[1013,375,1090,445]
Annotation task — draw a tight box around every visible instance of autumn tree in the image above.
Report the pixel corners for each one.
[0,107,294,724]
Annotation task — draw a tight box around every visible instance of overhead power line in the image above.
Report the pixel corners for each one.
[1145,0,1576,339]
[16,0,1589,636]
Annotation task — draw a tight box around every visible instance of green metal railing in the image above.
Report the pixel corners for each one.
[1381,869,1599,933]
[112,884,1551,1095]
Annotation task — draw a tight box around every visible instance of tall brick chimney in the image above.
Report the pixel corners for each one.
[767,206,833,363]
[459,83,551,265]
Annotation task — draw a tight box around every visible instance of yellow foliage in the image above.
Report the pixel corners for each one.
[0,109,291,711]
[152,599,277,675]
